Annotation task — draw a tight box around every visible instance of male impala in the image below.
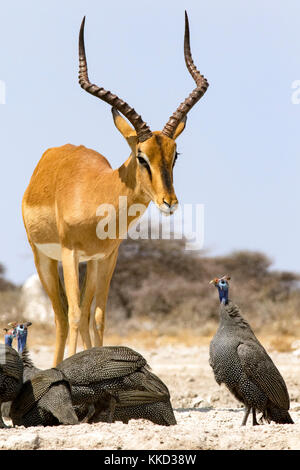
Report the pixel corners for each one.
[22,12,209,365]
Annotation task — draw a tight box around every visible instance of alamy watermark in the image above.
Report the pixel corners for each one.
[95,197,205,251]
[291,80,300,104]
[0,80,5,104]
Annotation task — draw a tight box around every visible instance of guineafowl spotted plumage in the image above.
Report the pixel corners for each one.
[209,276,293,426]
[0,344,23,427]
[56,346,176,426]
[10,367,79,427]
[10,349,79,427]
[11,346,176,427]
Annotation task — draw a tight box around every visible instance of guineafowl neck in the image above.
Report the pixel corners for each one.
[219,302,253,333]
[21,349,41,382]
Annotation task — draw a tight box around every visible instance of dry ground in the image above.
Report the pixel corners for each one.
[1,333,300,450]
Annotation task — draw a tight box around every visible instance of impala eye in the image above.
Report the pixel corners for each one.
[137,156,148,166]
[137,155,152,178]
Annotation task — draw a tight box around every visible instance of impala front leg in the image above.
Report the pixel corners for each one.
[93,248,119,347]
[30,243,68,366]
[61,247,81,357]
[79,260,98,350]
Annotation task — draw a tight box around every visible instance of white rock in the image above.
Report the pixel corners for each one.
[20,274,54,323]
[0,432,39,450]
[191,396,211,408]
[291,340,300,350]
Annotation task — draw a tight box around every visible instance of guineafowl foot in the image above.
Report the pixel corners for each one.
[81,404,96,423]
[241,405,251,426]
[107,397,117,423]
[0,415,9,428]
[252,408,259,426]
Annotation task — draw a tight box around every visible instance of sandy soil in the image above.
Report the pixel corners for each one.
[1,341,300,450]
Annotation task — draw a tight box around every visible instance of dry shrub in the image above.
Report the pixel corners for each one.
[1,238,300,348]
[107,239,300,339]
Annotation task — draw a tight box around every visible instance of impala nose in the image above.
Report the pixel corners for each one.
[159,198,178,215]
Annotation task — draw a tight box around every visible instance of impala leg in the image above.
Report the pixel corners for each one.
[61,248,80,357]
[30,244,68,366]
[93,248,119,347]
[79,260,98,350]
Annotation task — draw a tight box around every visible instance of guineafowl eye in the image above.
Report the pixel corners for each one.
[218,279,228,288]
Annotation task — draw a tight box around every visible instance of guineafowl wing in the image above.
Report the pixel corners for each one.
[10,368,67,418]
[116,390,168,407]
[0,346,23,381]
[237,342,290,409]
[57,347,147,385]
[123,368,171,395]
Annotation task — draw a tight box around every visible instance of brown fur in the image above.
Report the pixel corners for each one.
[22,118,185,366]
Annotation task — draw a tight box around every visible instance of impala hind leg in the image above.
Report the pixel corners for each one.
[61,248,81,357]
[30,244,68,366]
[92,248,119,347]
[79,260,98,350]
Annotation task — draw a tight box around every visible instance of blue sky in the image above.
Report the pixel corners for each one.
[0,0,299,284]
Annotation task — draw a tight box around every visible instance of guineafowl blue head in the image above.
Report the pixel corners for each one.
[16,322,32,353]
[210,275,231,304]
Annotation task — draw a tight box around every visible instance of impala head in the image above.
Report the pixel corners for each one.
[112,115,182,214]
[78,12,209,216]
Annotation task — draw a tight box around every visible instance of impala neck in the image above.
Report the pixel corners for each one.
[116,153,151,207]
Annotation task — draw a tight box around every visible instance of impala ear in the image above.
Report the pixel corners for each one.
[173,116,187,140]
[112,108,138,151]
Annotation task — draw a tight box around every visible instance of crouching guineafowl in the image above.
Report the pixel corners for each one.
[0,344,23,427]
[11,346,176,427]
[209,276,294,426]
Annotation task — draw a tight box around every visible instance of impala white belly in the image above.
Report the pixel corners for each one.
[35,243,105,262]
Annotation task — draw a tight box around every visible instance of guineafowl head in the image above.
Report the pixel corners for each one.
[210,275,231,304]
[16,322,32,353]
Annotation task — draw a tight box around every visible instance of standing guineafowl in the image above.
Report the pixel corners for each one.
[209,276,294,426]
[0,344,23,427]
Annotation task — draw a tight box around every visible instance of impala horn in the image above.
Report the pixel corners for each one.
[78,16,153,143]
[162,11,209,139]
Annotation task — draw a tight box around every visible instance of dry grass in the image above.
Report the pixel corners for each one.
[21,322,299,354]
[265,335,298,353]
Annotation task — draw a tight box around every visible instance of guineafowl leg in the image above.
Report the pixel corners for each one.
[107,397,117,423]
[241,405,251,426]
[252,408,258,426]
[80,404,96,423]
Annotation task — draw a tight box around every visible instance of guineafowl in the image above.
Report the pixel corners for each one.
[209,276,294,426]
[10,349,79,427]
[0,344,23,427]
[11,346,176,427]
[57,347,176,426]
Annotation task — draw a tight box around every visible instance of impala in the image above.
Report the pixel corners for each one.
[22,12,209,365]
